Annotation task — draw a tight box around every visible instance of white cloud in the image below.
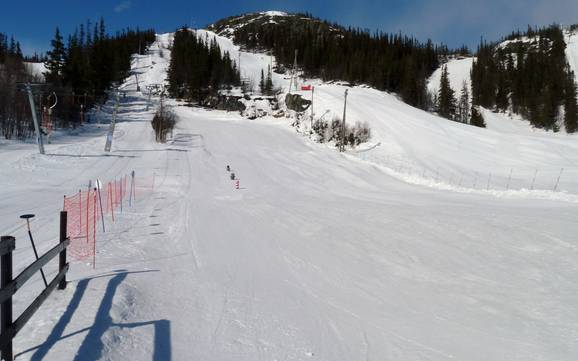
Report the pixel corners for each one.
[114,0,132,13]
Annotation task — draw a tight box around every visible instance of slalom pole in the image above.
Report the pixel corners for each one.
[20,214,48,288]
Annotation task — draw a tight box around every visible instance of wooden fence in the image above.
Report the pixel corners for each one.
[0,211,70,361]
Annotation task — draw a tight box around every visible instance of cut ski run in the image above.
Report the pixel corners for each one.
[2,29,578,361]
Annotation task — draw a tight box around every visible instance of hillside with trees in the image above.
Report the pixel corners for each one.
[167,27,241,102]
[0,33,38,139]
[43,19,155,128]
[210,12,460,110]
[470,25,578,132]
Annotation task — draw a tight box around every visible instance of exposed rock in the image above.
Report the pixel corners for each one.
[285,93,311,112]
[203,95,246,112]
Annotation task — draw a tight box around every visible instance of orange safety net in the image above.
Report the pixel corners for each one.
[62,172,155,267]
[63,189,96,262]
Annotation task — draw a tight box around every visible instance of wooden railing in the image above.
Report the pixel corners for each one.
[0,211,70,361]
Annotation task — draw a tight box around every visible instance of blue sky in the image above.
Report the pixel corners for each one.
[3,0,578,55]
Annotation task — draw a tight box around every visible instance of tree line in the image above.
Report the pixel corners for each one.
[1,20,155,139]
[0,33,39,139]
[469,25,577,132]
[44,19,155,128]
[167,27,241,102]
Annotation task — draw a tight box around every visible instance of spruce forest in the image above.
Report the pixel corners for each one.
[0,19,154,139]
[471,25,578,132]
[0,33,38,139]
[44,19,155,128]
[167,28,241,101]
[211,13,456,109]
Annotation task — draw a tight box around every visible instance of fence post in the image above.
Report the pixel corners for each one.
[553,168,564,192]
[530,169,538,190]
[78,190,82,234]
[59,212,67,290]
[1,236,14,361]
[85,189,90,243]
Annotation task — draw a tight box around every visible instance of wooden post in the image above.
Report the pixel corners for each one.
[59,212,67,290]
[1,236,14,361]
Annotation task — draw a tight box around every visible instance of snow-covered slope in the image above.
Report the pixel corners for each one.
[4,28,578,361]
[427,57,474,97]
[564,28,578,82]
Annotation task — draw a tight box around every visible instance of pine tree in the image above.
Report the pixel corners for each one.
[437,65,456,120]
[259,69,266,94]
[457,81,470,123]
[564,70,578,133]
[45,28,66,85]
[470,106,486,128]
[265,65,274,95]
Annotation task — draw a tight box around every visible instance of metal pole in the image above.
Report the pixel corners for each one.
[553,168,564,192]
[20,215,48,288]
[310,87,314,134]
[104,89,119,152]
[25,84,45,155]
[341,89,349,152]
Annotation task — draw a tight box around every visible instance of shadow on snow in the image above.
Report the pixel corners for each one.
[17,269,171,361]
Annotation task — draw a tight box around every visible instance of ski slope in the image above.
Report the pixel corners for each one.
[427,57,474,98]
[2,28,578,361]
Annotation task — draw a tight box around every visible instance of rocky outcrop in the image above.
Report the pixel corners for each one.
[285,93,311,112]
[203,95,246,112]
